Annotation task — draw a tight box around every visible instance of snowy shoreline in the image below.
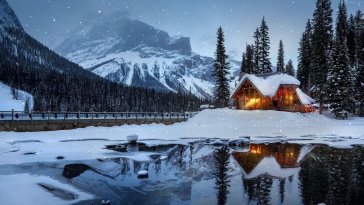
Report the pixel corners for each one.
[0,109,363,166]
[0,108,363,205]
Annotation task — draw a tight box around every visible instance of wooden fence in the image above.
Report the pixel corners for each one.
[0,110,197,132]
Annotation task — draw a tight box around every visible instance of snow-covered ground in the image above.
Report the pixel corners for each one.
[1,109,363,165]
[0,82,33,111]
[0,108,363,204]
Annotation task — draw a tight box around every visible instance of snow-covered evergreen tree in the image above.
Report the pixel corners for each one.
[213,27,230,107]
[347,14,357,68]
[326,1,354,119]
[285,59,295,76]
[239,52,246,79]
[253,28,261,74]
[259,17,272,73]
[245,44,255,74]
[277,40,285,73]
[297,19,313,93]
[311,0,333,113]
[354,10,364,116]
[24,97,31,113]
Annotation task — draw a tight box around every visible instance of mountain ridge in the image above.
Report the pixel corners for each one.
[56,13,240,98]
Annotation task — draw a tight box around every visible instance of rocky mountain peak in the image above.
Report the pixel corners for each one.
[56,13,192,56]
[0,0,23,33]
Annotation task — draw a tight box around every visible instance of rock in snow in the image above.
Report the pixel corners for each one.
[137,170,148,178]
[126,134,138,144]
[160,156,168,160]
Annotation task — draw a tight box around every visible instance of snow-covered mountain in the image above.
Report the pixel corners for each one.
[0,0,22,36]
[56,13,240,98]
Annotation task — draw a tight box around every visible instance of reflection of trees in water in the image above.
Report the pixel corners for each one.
[214,146,231,205]
[279,178,285,203]
[299,155,329,205]
[299,146,364,205]
[243,176,273,205]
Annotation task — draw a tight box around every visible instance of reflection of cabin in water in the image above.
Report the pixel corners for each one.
[231,73,315,113]
[232,143,311,179]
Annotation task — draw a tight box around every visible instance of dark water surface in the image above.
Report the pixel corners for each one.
[1,140,363,205]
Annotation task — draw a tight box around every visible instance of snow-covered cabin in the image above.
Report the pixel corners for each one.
[231,73,315,113]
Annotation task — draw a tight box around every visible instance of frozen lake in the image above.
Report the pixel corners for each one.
[0,139,363,205]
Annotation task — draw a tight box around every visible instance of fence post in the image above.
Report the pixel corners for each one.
[115,112,118,122]
[104,111,106,123]
[63,111,66,124]
[11,109,14,124]
[30,110,32,124]
[91,111,94,123]
[48,110,50,124]
[78,111,80,124]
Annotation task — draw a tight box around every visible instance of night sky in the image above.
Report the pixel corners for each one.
[6,0,363,67]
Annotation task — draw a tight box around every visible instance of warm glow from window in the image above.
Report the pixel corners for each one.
[246,98,260,108]
[250,145,261,154]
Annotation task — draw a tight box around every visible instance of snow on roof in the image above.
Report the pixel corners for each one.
[296,88,315,105]
[241,156,301,179]
[231,73,300,98]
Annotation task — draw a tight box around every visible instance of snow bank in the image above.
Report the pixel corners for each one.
[0,174,93,205]
[0,82,33,111]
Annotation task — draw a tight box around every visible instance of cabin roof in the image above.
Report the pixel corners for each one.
[296,88,315,105]
[231,73,300,98]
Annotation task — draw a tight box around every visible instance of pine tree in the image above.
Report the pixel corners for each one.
[285,59,295,76]
[355,11,363,70]
[311,0,333,113]
[347,14,357,68]
[277,40,285,73]
[297,19,313,93]
[354,10,364,116]
[259,17,272,73]
[240,52,246,80]
[245,44,254,74]
[213,27,230,107]
[24,97,31,113]
[326,1,353,119]
[253,28,261,74]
